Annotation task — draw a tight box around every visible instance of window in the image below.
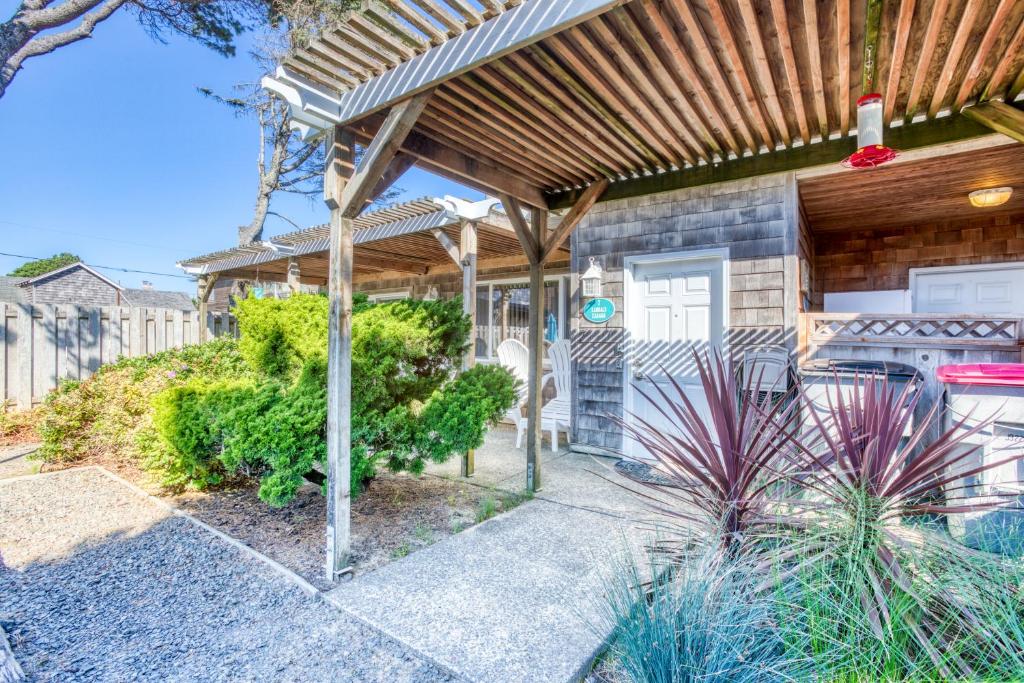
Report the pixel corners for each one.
[475,277,568,360]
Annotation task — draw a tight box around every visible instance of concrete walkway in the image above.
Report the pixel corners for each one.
[327,430,662,682]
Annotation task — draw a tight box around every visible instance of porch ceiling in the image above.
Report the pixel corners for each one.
[274,0,1024,205]
[799,142,1024,232]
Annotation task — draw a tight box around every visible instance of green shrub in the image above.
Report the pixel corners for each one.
[36,339,248,469]
[143,294,514,505]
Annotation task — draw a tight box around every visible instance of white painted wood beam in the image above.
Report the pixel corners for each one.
[431,228,463,268]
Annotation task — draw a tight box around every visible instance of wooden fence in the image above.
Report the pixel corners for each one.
[1,303,237,410]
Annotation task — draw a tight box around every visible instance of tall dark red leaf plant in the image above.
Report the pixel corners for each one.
[793,372,1021,677]
[613,350,805,557]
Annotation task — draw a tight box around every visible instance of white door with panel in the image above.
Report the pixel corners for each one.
[912,263,1024,316]
[624,255,725,459]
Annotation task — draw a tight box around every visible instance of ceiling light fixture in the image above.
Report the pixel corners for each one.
[969,187,1014,208]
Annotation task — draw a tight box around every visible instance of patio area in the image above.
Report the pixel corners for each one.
[330,428,666,682]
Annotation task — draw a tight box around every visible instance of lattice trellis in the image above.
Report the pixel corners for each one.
[806,314,1024,350]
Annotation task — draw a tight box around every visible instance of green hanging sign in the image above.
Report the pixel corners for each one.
[582,297,615,324]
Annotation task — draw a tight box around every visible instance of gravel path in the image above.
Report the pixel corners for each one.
[0,468,452,682]
[0,444,38,481]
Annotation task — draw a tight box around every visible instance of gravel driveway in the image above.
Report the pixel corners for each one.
[0,468,452,682]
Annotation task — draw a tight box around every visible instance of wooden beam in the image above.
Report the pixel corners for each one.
[540,178,608,263]
[955,0,1016,108]
[431,228,462,267]
[525,206,546,492]
[460,220,478,478]
[339,91,432,218]
[196,273,219,343]
[961,101,1024,144]
[499,194,541,264]
[352,124,547,208]
[286,257,301,293]
[324,126,356,583]
[861,0,883,93]
[883,0,916,122]
[547,113,995,209]
[836,0,851,134]
[355,255,431,274]
[928,0,981,117]
[366,153,417,209]
[326,0,628,125]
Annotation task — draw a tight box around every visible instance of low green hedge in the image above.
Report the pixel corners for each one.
[37,294,518,508]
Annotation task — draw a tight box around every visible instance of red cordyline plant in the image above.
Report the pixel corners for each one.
[791,371,1024,677]
[613,350,806,556]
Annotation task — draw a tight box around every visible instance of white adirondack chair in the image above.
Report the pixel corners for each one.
[496,338,572,451]
[542,339,572,452]
[496,339,530,447]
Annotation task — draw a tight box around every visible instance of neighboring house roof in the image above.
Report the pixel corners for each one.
[0,276,28,304]
[16,262,123,291]
[121,288,195,311]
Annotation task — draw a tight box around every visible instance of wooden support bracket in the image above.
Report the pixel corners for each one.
[431,228,463,268]
[540,178,608,263]
[337,90,433,218]
[499,193,541,264]
[962,100,1024,144]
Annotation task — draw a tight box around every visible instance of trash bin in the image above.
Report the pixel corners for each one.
[799,359,922,440]
[938,363,1024,555]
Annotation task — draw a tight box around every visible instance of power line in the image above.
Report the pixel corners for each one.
[0,219,197,255]
[0,251,193,280]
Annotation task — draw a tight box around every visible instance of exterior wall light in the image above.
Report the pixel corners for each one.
[969,187,1013,208]
[581,257,603,298]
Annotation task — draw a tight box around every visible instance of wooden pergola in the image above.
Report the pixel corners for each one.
[262,0,1024,581]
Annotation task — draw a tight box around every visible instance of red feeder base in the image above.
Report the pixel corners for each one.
[842,144,898,169]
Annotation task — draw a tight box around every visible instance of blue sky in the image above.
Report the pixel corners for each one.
[0,5,479,292]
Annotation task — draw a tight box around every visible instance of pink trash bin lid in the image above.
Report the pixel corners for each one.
[937,363,1024,387]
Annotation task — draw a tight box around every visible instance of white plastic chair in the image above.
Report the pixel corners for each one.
[542,339,572,452]
[496,339,530,447]
[496,338,572,451]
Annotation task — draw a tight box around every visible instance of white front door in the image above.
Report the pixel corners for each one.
[913,263,1024,316]
[624,254,726,459]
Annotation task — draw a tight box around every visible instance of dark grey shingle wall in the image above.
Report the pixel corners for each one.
[570,174,793,453]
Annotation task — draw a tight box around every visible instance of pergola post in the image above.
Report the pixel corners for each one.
[324,126,356,582]
[287,257,302,294]
[321,91,432,582]
[500,180,607,492]
[196,273,218,343]
[525,207,547,492]
[460,219,478,477]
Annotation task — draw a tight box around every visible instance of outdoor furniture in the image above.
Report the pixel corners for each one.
[496,339,530,448]
[542,339,571,452]
[497,338,572,451]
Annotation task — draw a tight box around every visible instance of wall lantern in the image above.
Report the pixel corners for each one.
[969,187,1014,208]
[581,257,603,298]
[842,93,898,169]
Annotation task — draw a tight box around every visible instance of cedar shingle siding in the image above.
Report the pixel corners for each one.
[25,266,119,306]
[571,174,793,452]
[812,213,1024,306]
